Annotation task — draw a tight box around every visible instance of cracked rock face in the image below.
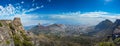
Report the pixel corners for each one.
[0,17,39,46]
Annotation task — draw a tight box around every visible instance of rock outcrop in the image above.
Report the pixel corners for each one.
[89,19,120,39]
[95,19,113,31]
[13,17,24,31]
[0,17,39,46]
[88,19,113,36]
[112,19,120,34]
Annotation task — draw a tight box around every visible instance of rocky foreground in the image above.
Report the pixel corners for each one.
[0,17,40,46]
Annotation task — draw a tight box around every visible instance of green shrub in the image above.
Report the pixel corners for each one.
[98,42,115,46]
[9,24,15,30]
[22,35,33,46]
[0,22,3,27]
[0,41,2,44]
[114,38,120,44]
[23,40,34,46]
[6,40,10,45]
[18,31,34,46]
[13,34,23,46]
[12,32,34,46]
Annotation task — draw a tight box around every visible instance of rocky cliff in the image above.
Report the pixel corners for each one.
[0,17,39,46]
[89,19,113,37]
[89,19,120,38]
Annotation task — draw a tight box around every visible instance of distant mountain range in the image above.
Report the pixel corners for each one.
[28,23,94,36]
[28,19,120,37]
[89,19,120,38]
[24,25,35,30]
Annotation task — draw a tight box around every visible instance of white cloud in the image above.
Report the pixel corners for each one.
[105,0,112,2]
[21,19,55,26]
[32,0,35,2]
[49,0,51,2]
[0,14,39,26]
[0,4,16,16]
[47,0,51,2]
[50,11,120,25]
[32,4,35,6]
[23,5,44,14]
[104,0,112,5]
[23,8,39,14]
[21,1,24,4]
[40,5,44,8]
[0,4,43,26]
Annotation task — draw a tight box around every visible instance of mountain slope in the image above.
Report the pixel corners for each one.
[0,17,39,46]
[29,23,94,36]
[88,19,113,38]
[95,19,113,31]
[112,19,120,34]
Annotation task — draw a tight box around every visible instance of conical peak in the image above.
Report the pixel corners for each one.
[115,19,120,23]
[105,19,111,22]
[14,17,21,21]
[114,19,120,25]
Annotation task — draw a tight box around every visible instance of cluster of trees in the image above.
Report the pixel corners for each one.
[12,31,33,46]
[97,38,120,46]
[37,34,94,46]
[36,34,120,46]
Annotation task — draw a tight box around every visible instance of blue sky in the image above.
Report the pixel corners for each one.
[0,0,120,26]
